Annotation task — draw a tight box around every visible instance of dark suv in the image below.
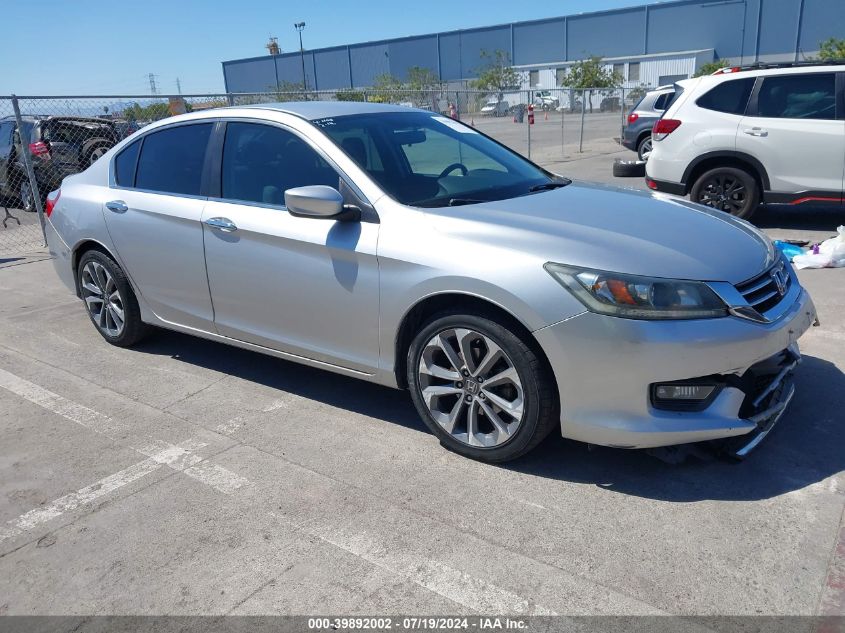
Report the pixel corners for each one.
[0,115,121,212]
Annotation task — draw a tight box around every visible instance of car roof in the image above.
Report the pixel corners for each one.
[241,100,427,120]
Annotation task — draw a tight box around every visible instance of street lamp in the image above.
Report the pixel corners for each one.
[294,22,307,92]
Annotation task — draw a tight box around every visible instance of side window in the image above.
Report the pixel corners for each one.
[756,73,836,120]
[114,140,141,187]
[696,78,754,115]
[0,122,13,150]
[653,93,670,111]
[221,122,340,206]
[135,123,212,196]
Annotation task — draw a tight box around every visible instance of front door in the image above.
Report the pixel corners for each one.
[202,121,380,373]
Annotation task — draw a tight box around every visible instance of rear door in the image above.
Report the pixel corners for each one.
[737,71,844,201]
[103,121,216,330]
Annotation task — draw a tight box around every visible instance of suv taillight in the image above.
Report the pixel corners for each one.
[652,119,681,141]
[627,113,639,124]
[45,189,60,217]
[29,141,50,159]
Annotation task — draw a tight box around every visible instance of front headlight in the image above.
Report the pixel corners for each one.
[544,263,728,320]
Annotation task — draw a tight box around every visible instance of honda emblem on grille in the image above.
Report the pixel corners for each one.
[771,268,787,296]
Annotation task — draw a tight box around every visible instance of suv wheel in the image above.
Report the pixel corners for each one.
[407,312,557,463]
[19,179,36,213]
[690,167,760,220]
[82,139,113,167]
[637,136,653,161]
[78,250,148,347]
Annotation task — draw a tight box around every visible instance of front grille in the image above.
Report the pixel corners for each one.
[735,259,791,315]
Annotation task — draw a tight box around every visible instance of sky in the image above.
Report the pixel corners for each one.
[0,0,654,96]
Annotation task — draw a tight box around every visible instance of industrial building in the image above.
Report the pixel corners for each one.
[222,0,845,93]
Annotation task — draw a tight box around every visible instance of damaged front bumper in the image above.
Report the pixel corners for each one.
[533,286,817,453]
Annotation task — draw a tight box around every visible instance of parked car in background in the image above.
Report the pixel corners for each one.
[480,99,509,117]
[621,85,675,160]
[599,96,621,112]
[0,115,119,212]
[533,91,559,111]
[43,101,816,463]
[646,61,844,219]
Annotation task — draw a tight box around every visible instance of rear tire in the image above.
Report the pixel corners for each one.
[77,250,148,347]
[690,166,760,220]
[636,135,653,161]
[407,311,557,463]
[19,178,36,213]
[82,138,113,167]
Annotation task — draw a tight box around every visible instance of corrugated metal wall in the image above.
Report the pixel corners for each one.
[223,0,845,92]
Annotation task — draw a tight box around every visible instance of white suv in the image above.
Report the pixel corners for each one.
[645,62,844,219]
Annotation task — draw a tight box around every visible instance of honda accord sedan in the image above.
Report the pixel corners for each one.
[42,102,818,462]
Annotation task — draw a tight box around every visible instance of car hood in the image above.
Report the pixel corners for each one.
[424,181,774,284]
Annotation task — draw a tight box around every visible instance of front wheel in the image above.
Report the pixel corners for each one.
[19,179,36,213]
[690,167,760,220]
[407,312,557,462]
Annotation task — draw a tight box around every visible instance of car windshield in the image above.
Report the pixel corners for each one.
[313,111,563,208]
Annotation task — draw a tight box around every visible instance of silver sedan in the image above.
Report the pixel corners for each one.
[43,102,817,462]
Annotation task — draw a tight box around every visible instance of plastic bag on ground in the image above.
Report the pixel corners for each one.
[792,226,845,269]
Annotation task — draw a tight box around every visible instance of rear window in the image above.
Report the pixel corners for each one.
[114,140,141,187]
[135,123,212,196]
[756,73,836,120]
[696,78,754,115]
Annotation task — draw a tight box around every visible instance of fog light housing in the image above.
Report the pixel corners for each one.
[651,382,720,411]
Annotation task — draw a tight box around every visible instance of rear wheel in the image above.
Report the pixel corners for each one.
[636,135,653,161]
[690,166,760,220]
[82,138,113,167]
[77,250,148,347]
[19,179,35,213]
[407,312,557,463]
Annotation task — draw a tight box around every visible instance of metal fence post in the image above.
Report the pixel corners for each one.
[578,90,586,153]
[620,87,626,147]
[11,95,47,245]
[560,90,565,159]
[527,90,532,159]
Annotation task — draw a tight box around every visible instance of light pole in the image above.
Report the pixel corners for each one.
[294,22,307,92]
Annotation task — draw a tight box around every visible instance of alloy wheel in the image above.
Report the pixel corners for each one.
[638,137,653,161]
[697,173,747,214]
[89,146,108,165]
[80,261,125,337]
[20,180,33,212]
[417,328,524,448]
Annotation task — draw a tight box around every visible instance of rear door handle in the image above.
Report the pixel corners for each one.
[204,217,238,232]
[743,127,768,137]
[105,200,128,213]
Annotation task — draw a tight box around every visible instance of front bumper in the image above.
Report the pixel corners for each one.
[533,288,817,450]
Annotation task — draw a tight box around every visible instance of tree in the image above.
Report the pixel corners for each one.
[471,49,520,96]
[371,73,403,102]
[694,59,732,77]
[121,102,170,122]
[559,56,622,112]
[818,37,845,60]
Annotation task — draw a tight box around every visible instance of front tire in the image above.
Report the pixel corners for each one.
[407,312,557,463]
[19,178,36,213]
[77,250,148,347]
[690,166,760,220]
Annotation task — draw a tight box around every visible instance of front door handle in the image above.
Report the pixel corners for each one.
[204,217,238,232]
[105,200,128,213]
[743,127,768,137]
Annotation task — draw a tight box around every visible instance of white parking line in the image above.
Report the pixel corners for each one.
[214,398,289,436]
[0,458,163,543]
[307,524,557,615]
[0,367,249,499]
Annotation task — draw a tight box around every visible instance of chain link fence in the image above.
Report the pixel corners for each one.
[0,87,644,257]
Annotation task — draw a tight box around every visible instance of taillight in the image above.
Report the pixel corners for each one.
[652,119,681,141]
[45,189,60,218]
[29,141,50,159]
[713,67,741,74]
[627,113,639,124]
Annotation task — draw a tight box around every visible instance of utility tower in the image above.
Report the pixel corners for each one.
[176,77,182,94]
[148,73,158,95]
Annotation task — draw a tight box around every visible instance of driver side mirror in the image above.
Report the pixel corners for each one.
[285,185,359,221]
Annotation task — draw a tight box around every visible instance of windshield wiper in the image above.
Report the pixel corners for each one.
[528,179,572,193]
[447,198,486,206]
